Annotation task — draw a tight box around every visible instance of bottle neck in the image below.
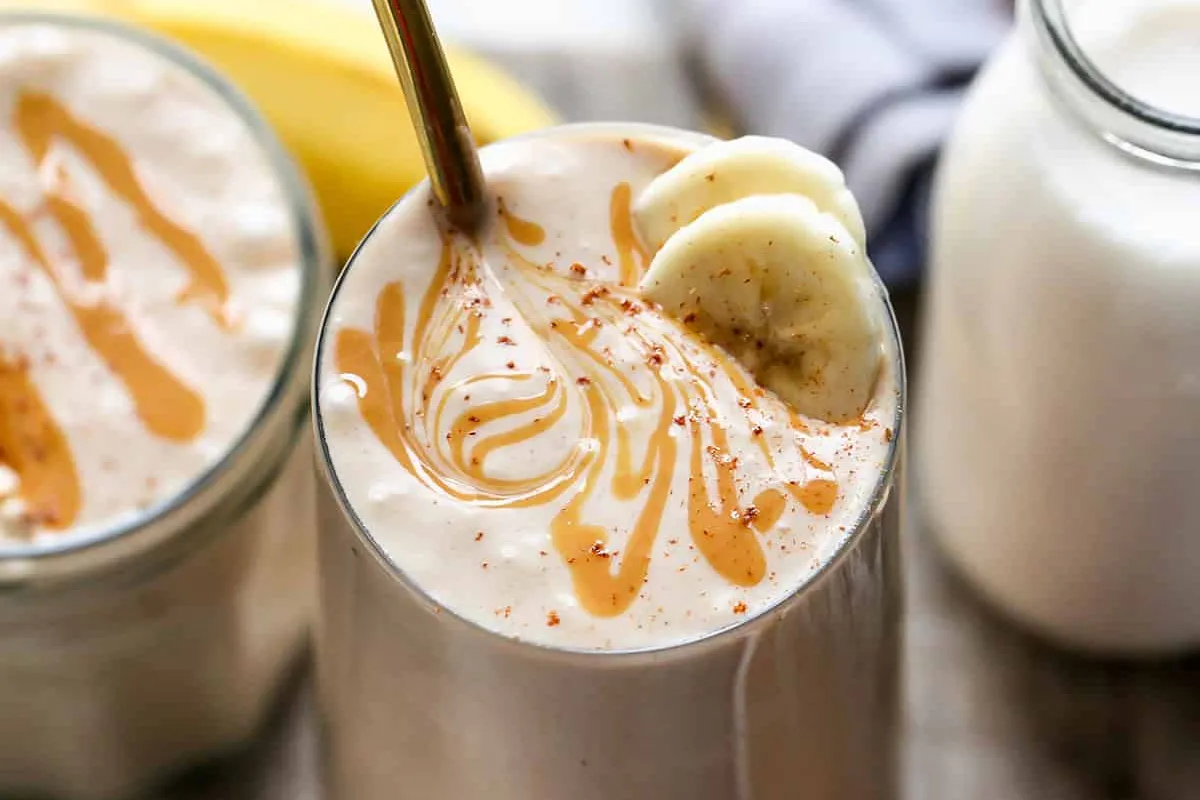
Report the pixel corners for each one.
[1027,0,1200,168]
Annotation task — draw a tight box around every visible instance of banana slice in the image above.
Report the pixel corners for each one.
[633,135,866,254]
[638,192,882,423]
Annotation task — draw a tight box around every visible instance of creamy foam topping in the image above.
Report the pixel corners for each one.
[319,129,898,650]
[0,22,302,544]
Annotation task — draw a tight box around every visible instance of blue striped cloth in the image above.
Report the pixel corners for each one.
[681,0,1012,287]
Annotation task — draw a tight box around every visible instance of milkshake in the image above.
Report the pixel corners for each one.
[316,124,903,799]
[0,14,326,799]
[919,0,1200,652]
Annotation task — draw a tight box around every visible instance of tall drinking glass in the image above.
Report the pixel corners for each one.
[313,123,905,800]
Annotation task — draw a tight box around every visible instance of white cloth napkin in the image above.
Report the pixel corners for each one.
[680,0,1013,285]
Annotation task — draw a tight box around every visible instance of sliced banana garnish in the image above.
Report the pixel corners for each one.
[634,138,883,423]
[633,135,866,254]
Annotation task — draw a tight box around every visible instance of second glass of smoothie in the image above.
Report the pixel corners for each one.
[0,13,328,799]
[314,123,904,799]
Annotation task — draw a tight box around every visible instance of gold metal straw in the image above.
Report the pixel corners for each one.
[371,0,486,230]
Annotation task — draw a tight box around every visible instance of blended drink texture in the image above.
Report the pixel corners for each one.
[320,133,897,648]
[0,23,299,542]
[317,125,902,799]
[0,19,320,800]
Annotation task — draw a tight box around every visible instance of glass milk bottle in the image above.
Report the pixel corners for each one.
[918,0,1200,653]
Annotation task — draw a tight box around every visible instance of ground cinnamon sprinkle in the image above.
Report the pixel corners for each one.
[732,602,748,615]
[589,541,615,559]
[581,286,609,305]
[547,611,561,627]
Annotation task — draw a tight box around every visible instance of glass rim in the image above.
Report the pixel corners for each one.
[1031,0,1200,136]
[0,11,328,565]
[313,121,906,661]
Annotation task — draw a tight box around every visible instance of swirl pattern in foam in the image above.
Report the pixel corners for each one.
[318,128,898,650]
[0,22,302,545]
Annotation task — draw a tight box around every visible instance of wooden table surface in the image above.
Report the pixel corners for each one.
[161,4,1200,798]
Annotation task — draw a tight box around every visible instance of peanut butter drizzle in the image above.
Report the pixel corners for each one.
[14,92,233,327]
[0,355,81,532]
[498,198,546,247]
[550,372,677,616]
[337,175,864,619]
[791,448,839,512]
[552,303,655,502]
[336,247,584,509]
[611,402,656,500]
[686,421,767,585]
[541,300,677,614]
[447,379,567,485]
[750,488,788,534]
[610,182,648,287]
[43,167,107,282]
[795,479,838,516]
[696,332,837,519]
[46,197,104,282]
[680,360,767,586]
[0,200,204,442]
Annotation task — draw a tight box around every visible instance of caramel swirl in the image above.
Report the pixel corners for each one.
[0,202,204,444]
[609,183,649,287]
[498,198,546,247]
[0,355,80,533]
[0,90,236,535]
[15,92,233,327]
[336,248,583,508]
[337,189,846,618]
